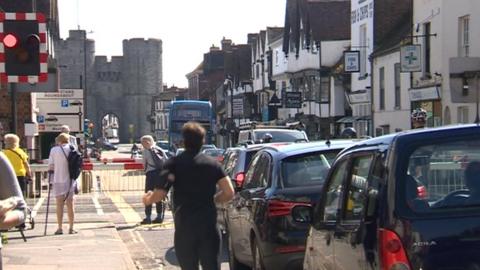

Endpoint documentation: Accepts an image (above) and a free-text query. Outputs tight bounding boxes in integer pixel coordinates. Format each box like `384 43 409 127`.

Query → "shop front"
409 85 442 128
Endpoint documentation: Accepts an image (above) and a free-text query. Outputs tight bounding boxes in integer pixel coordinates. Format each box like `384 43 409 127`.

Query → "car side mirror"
291 205 312 224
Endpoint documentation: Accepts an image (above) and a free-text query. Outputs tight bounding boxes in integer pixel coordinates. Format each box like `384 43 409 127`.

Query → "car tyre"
228 233 250 270
252 238 265 270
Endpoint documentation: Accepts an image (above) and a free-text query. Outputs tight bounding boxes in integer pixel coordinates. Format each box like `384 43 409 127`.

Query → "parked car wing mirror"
291 205 312 224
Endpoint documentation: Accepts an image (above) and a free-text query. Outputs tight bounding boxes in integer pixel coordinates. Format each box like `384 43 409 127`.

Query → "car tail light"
267 200 310 217
379 228 411 270
417 185 427 199
234 172 245 187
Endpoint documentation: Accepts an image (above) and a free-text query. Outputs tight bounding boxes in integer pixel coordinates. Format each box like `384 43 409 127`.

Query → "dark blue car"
225 140 357 270
303 124 480 270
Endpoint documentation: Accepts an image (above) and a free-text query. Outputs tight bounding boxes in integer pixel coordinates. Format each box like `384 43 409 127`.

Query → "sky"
58 0 287 88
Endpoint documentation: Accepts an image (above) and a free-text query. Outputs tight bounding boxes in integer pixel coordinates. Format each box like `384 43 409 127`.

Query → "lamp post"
82 30 93 157
224 77 234 146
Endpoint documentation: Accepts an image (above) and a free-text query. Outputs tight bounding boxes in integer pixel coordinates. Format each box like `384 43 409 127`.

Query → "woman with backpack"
48 133 77 235
140 135 166 225
2 134 32 197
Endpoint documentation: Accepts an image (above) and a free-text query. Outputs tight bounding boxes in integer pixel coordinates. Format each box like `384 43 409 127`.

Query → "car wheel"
252 238 265 270
228 233 250 270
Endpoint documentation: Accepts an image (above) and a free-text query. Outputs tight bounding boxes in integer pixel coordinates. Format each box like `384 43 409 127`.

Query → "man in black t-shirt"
143 122 234 270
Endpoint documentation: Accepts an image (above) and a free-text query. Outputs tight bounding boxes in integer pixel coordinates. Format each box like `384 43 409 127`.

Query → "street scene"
1 0 480 270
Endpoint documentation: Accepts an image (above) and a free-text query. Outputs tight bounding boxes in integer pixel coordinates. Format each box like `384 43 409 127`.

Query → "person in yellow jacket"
2 134 32 197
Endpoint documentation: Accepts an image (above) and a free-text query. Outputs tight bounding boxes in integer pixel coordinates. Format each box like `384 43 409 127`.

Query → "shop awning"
336 116 371 123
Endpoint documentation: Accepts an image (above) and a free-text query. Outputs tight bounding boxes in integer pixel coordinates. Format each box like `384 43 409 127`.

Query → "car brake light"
379 228 411 270
234 172 245 187
267 200 310 217
417 185 427 199
274 245 306 254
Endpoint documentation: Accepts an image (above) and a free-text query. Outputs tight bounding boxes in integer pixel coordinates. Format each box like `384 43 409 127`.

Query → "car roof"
257 140 358 159
246 129 304 133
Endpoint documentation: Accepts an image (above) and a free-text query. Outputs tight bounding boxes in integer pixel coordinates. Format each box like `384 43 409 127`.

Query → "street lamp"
82 30 93 157
224 77 234 146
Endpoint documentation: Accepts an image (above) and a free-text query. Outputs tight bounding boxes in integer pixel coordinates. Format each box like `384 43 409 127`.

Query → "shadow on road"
163 233 230 267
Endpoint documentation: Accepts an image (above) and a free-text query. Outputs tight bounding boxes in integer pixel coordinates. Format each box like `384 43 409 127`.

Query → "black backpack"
150 147 165 169
61 145 83 180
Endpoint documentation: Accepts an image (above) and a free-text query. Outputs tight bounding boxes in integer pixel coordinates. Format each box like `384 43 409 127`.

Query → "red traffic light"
3 33 18 48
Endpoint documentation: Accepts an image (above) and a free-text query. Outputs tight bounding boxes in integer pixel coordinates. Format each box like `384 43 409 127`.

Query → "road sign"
37 115 44 123
285 92 302 108
61 99 69 107
344 51 360 73
232 98 244 116
400 45 422 72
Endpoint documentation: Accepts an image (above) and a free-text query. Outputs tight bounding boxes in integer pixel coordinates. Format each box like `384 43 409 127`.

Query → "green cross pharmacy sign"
400 45 422 72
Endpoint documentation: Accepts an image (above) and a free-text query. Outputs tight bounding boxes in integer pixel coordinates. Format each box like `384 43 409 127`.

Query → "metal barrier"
30 162 145 194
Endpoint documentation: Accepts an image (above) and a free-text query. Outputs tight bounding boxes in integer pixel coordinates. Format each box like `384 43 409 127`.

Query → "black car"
226 140 356 270
217 145 267 233
302 124 480 270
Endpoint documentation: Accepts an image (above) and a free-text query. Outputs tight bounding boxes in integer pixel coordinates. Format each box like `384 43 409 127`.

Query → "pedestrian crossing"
26 191 175 229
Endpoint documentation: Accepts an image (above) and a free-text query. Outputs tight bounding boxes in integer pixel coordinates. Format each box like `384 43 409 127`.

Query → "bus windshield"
168 101 214 148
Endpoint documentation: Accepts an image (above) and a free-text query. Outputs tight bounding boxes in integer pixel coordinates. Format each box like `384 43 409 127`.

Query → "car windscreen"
401 137 480 214
255 130 306 143
204 149 224 157
281 150 340 187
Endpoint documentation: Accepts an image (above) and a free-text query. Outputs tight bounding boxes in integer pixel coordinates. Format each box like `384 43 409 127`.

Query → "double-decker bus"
168 100 214 148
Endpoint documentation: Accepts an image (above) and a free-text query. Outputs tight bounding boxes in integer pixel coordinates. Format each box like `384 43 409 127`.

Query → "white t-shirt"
48 144 75 197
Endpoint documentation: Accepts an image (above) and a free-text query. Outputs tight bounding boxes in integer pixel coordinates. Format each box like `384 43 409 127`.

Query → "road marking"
30 197 45 219
106 192 141 225
91 195 104 215
134 230 156 259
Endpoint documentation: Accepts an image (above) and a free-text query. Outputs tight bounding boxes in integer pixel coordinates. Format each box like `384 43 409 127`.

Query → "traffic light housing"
0 12 48 83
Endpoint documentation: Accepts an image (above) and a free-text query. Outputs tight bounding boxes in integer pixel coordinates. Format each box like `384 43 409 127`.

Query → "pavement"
1 193 138 270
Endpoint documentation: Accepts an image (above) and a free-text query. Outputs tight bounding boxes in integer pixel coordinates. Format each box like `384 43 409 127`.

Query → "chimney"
221 37 232 51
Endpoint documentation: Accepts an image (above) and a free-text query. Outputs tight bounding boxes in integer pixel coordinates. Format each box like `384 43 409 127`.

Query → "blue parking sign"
61 99 69 107
37 115 45 123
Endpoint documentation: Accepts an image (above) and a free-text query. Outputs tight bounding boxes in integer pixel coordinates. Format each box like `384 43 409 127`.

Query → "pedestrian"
140 135 165 224
2 134 32 197
0 151 27 270
48 133 77 235
60 125 78 150
143 122 234 270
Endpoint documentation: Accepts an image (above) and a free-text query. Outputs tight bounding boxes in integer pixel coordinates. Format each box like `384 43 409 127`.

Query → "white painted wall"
373 52 412 132
414 0 480 124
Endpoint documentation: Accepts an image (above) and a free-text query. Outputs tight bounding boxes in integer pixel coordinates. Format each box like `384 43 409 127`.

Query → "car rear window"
281 150 340 187
402 138 480 214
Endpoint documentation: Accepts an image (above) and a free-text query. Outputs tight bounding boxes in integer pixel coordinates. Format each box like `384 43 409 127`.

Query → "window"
256 64 260 79
243 154 261 187
459 15 470 57
379 67 385 110
404 139 480 213
275 50 279 66
248 154 270 188
359 24 367 79
343 155 373 221
320 76 330 103
321 160 348 222
281 151 339 187
458 106 469 123
394 63 401 109
423 22 431 76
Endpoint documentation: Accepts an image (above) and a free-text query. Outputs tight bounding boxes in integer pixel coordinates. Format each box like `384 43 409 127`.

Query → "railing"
29 161 146 194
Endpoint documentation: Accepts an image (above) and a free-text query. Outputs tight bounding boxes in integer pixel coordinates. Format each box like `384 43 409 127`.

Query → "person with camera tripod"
143 122 234 270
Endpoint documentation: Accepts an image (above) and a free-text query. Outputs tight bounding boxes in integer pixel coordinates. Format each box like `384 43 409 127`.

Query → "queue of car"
218 124 480 270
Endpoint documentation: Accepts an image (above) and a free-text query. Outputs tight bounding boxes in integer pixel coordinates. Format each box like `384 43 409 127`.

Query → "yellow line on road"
107 192 141 225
